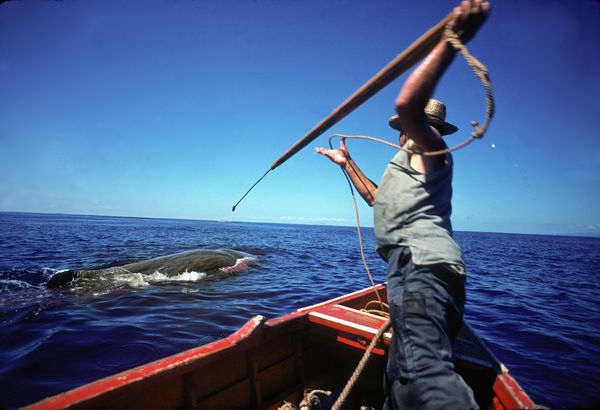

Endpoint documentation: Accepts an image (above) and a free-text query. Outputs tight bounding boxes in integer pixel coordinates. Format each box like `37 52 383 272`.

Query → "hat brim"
388 115 458 136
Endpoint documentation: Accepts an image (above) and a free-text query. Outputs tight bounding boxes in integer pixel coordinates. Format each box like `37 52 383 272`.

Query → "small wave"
0 279 38 292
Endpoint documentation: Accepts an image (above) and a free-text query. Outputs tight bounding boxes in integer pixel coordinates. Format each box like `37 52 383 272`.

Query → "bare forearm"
343 160 378 206
395 40 455 119
394 0 491 149
315 141 377 205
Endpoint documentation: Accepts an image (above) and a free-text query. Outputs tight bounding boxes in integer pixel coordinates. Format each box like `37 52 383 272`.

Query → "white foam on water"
112 272 151 288
88 272 151 296
0 279 36 291
144 270 208 283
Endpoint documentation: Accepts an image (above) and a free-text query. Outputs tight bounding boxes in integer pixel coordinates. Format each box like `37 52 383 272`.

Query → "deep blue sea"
1 212 599 409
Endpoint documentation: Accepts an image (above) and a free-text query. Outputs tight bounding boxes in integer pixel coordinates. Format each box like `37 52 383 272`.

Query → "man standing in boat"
317 1 490 408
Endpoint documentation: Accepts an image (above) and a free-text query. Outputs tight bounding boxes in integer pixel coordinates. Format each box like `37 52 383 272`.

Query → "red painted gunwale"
25 316 268 410
26 284 538 410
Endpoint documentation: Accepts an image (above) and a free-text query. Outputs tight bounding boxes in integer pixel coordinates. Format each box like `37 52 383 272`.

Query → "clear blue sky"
1 0 598 236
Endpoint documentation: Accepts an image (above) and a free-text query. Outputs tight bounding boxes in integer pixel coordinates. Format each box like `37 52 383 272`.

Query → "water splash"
144 270 208 283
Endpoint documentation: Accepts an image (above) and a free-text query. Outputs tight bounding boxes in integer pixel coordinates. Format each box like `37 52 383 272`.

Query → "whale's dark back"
46 270 78 288
46 248 249 289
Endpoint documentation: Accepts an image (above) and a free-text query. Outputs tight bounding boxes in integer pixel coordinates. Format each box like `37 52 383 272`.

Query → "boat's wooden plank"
183 372 199 410
187 349 248 400
258 355 299 402
193 324 308 408
197 377 253 409
247 348 262 409
293 336 306 389
265 309 307 328
308 304 391 344
298 284 386 312
254 333 295 371
196 355 300 409
336 335 386 356
493 372 537 409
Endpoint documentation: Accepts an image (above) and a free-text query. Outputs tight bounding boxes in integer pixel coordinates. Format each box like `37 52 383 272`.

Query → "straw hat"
388 99 458 136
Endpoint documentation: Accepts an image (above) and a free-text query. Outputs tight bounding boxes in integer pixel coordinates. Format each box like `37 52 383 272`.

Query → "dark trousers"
382 246 478 410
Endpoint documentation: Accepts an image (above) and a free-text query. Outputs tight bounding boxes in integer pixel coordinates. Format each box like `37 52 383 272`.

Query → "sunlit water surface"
1 212 599 408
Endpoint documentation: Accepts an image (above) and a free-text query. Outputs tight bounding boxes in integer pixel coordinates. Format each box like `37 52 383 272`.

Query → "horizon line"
2 210 599 239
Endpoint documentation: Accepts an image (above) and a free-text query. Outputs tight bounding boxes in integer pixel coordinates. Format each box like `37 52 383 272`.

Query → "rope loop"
443 22 495 141
330 27 495 157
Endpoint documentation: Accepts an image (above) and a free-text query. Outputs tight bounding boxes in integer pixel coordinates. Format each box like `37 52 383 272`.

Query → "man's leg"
384 246 425 409
384 246 477 410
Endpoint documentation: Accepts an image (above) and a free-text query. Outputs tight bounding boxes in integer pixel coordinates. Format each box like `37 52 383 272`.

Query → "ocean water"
0 212 599 409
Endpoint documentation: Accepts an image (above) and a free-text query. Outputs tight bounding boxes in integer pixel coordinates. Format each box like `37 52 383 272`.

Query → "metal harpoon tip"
231 168 272 213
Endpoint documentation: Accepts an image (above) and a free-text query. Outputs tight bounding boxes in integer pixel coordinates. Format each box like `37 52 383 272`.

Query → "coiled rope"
329 22 494 410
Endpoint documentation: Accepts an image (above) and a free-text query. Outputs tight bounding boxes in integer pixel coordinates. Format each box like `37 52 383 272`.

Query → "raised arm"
395 0 490 152
316 139 378 206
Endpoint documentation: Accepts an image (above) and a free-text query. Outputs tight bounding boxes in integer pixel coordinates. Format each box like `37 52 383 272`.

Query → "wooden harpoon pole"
232 11 454 212
270 11 454 170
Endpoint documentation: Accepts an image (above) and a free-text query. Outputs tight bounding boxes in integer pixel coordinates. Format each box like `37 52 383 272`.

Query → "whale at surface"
46 248 253 289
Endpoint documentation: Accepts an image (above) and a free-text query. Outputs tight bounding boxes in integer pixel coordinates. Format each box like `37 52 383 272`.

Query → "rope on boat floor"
278 389 332 410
